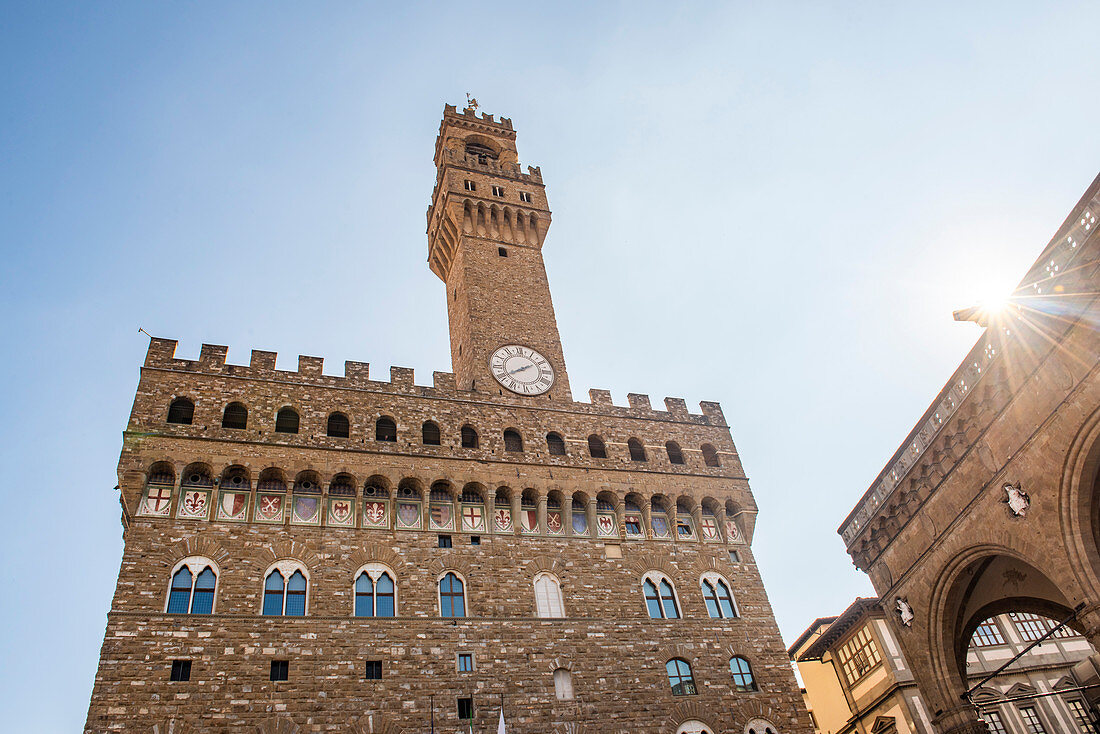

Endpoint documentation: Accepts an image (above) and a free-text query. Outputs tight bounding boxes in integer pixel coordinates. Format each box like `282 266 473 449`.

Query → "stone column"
563 495 574 537
641 502 653 539
511 492 522 536
1075 602 1100 651
537 495 548 535
691 504 704 542
587 497 598 539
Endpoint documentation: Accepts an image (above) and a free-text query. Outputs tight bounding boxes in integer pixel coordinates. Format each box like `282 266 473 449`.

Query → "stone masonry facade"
84 104 811 734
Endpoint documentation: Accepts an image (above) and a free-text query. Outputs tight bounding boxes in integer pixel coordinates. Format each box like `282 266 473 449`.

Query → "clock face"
489 345 555 395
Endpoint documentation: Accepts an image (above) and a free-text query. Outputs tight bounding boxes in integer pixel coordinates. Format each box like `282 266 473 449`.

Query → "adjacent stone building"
837 173 1100 734
84 104 811 733
790 598 1099 734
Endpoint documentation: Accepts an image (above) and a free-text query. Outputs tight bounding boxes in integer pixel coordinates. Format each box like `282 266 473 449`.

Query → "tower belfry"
426 104 571 400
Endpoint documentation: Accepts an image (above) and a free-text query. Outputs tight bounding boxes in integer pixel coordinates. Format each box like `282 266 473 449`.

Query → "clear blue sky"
2 2 1099 729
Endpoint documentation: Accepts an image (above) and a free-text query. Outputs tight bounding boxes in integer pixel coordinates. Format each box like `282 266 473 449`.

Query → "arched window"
354 568 396 617
730 656 757 692
222 402 247 429
461 425 479 448
642 575 680 619
275 407 299 434
546 432 566 456
375 417 397 442
326 412 350 438
677 722 713 734
553 668 574 700
167 398 194 425
701 575 738 619
166 559 217 614
702 443 720 467
504 429 523 453
534 573 565 618
666 441 685 465
439 573 466 618
666 658 697 696
587 435 607 459
263 566 308 616
628 438 647 462
422 421 441 446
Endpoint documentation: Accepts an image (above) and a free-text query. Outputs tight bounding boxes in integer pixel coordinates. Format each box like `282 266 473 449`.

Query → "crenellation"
389 366 415 388
627 393 652 412
199 344 228 369
249 350 277 371
344 360 369 385
588 389 613 406
296 355 323 377
664 397 689 417
432 371 455 391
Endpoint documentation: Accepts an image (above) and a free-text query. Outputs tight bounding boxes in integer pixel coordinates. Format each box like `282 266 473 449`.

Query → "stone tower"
84 104 810 734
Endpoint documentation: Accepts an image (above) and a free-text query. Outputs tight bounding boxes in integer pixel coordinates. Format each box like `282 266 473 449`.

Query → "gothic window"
666 441 685 464
465 142 497 159
167 397 194 425
628 438 647 462
275 407 299 434
702 443 720 467
701 575 738 618
375 417 397 442
519 191 533 203
464 179 476 191
222 402 247 429
836 625 881 685
642 575 680 619
546 432 566 456
461 425 479 448
166 561 218 614
729 656 757 692
327 412 350 438
971 619 1006 647
491 185 505 197
534 573 565 618
439 572 466 618
263 566 308 616
588 434 607 458
504 428 523 452
553 668 573 700
354 567 396 617
677 722 712 734
422 421 441 445
666 658 697 696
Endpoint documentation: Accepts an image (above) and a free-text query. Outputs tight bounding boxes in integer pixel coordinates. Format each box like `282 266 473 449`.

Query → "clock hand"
508 364 534 375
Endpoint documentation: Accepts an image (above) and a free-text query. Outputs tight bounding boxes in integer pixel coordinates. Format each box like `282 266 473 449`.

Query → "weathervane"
465 93 479 113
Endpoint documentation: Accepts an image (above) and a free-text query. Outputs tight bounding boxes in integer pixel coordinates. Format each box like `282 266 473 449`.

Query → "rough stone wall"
84 347 810 733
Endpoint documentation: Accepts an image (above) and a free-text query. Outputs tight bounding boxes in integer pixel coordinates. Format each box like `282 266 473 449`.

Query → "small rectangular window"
729 549 741 564
519 191 532 203
457 697 474 721
492 185 505 197
470 535 481 545
365 660 382 680
270 660 289 681
464 180 476 191
438 535 452 548
497 247 508 257
170 660 191 682
457 653 474 672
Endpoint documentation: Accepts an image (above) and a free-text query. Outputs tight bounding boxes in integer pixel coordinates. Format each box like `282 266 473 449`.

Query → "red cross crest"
144 485 172 514
701 517 718 539
463 505 483 530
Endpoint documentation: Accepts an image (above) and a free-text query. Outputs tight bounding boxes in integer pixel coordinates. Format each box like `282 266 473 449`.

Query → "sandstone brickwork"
84 104 811 734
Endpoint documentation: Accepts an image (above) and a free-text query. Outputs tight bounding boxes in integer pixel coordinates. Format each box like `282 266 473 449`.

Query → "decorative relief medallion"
1003 481 1030 517
255 493 285 523
597 514 617 538
141 485 173 517
725 519 744 544
291 495 321 525
489 345 554 395
546 510 563 534
701 517 720 541
494 507 512 532
521 509 539 533
396 501 420 529
327 497 355 527
462 504 484 532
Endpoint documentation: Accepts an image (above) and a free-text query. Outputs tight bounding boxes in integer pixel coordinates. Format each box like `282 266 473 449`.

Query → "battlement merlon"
140 337 730 426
